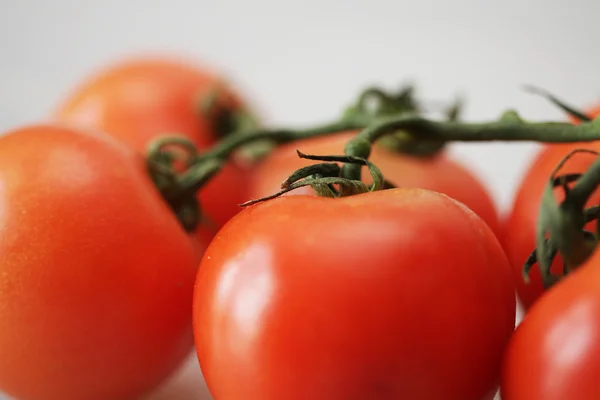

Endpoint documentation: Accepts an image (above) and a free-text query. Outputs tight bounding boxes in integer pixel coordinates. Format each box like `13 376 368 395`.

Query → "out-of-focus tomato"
54 56 254 243
0 124 199 400
500 247 600 400
194 188 515 400
247 130 500 236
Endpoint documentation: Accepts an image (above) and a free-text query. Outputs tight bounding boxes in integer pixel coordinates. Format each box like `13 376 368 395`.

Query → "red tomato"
0 124 198 400
54 56 252 243
502 142 600 310
193 188 516 400
247 131 500 236
500 248 600 400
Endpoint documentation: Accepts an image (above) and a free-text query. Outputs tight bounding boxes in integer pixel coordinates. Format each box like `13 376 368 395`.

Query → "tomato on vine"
193 147 515 399
0 124 201 400
54 56 258 243
501 146 600 398
502 100 600 309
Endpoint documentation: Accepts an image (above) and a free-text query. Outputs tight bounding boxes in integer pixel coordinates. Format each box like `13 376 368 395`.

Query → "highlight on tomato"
0 124 201 400
53 55 258 243
248 130 501 236
193 152 516 400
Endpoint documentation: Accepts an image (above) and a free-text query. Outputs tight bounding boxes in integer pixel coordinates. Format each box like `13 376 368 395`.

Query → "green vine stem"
343 84 464 157
339 111 600 181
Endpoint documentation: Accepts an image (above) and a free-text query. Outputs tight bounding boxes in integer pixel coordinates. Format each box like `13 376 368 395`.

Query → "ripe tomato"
0 124 198 400
502 142 600 310
54 56 252 242
193 188 515 400
247 131 500 236
500 248 600 400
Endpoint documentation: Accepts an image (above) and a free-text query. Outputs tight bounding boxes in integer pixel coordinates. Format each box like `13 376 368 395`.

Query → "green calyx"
240 150 391 207
523 149 600 288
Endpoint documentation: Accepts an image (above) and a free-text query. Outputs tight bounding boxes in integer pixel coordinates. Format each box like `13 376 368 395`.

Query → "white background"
1 0 598 398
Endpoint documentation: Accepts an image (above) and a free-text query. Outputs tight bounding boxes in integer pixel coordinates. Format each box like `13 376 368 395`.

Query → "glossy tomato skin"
54 57 251 242
500 250 600 400
247 131 500 236
193 188 515 400
502 142 600 310
0 125 198 400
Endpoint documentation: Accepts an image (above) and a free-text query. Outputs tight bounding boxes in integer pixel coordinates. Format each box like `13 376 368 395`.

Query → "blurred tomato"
54 56 254 243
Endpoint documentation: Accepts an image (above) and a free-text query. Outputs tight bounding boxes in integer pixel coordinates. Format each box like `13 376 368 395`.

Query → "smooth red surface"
247 131 501 236
0 125 199 400
501 250 600 400
193 188 516 400
54 56 250 242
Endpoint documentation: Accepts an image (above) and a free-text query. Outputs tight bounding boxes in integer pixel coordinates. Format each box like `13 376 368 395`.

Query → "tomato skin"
500 250 600 400
54 56 251 241
193 188 515 400
247 131 500 236
0 125 198 400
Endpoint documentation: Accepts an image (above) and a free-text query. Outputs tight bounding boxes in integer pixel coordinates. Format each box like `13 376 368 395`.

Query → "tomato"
502 142 600 310
500 248 600 400
0 124 198 400
193 188 515 400
54 56 253 242
247 131 500 236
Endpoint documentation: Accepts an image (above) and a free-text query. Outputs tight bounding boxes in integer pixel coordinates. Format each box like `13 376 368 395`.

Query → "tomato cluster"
0 54 599 400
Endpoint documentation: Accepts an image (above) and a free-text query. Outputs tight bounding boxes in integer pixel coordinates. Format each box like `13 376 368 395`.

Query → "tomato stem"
344 84 461 158
340 110 600 181
524 149 600 288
